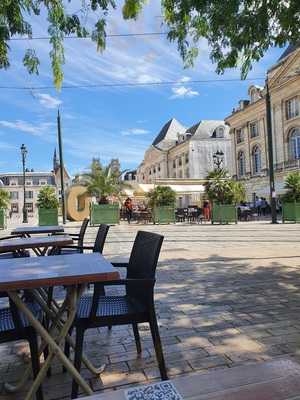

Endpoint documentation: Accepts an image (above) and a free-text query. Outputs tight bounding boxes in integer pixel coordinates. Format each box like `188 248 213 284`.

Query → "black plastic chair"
60 223 110 255
70 231 167 398
0 235 30 259
0 293 44 400
48 218 90 255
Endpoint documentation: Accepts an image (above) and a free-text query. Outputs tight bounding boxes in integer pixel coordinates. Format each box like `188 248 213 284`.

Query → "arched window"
238 151 246 177
252 145 261 175
289 128 300 160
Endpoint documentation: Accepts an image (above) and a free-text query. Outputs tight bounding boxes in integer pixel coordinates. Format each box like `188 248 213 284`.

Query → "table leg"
4 295 67 393
8 288 94 399
35 288 106 375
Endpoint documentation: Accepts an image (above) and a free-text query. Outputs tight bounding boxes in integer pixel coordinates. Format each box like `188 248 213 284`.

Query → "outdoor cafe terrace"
1 220 300 399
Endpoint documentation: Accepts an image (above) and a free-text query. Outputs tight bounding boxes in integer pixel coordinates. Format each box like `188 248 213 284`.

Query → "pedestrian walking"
203 200 211 221
124 197 133 224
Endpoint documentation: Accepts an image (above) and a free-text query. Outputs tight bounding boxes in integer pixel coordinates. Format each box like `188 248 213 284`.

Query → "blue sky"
0 0 284 176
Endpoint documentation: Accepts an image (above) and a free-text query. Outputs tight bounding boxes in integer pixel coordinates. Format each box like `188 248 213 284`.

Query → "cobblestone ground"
1 221 300 399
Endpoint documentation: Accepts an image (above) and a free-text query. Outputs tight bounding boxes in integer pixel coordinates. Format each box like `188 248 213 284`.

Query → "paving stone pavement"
1 221 300 399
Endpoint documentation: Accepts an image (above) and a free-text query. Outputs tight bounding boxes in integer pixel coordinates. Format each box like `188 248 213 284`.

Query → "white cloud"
136 74 161 84
36 93 62 109
0 120 53 136
180 76 191 83
121 128 150 136
170 86 199 99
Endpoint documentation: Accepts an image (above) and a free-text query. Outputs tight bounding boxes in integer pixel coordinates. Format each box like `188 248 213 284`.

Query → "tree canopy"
1 0 300 88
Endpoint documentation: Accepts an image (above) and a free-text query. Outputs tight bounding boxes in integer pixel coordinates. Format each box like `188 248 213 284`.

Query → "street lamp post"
20 144 28 223
213 150 224 171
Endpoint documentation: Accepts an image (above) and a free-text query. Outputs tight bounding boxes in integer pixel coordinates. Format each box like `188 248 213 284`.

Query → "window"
250 88 256 104
286 97 299 120
179 170 183 178
25 190 33 199
10 191 18 200
185 153 189 164
289 128 300 160
11 203 19 213
173 160 176 168
25 203 33 213
10 181 17 186
252 145 262 175
185 168 190 178
250 121 259 138
158 164 161 172
216 126 225 138
40 181 46 185
238 151 246 177
236 128 244 144
26 181 32 186
178 157 182 167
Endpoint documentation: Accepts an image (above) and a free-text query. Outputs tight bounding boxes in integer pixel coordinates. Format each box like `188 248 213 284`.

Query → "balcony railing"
275 159 300 171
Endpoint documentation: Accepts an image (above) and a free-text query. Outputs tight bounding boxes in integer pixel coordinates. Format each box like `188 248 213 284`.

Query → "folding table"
0 252 119 400
0 235 73 256
11 225 64 237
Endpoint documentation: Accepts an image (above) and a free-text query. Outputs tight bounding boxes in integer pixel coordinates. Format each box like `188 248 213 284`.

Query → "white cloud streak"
0 120 54 136
121 128 150 136
170 86 199 99
36 93 62 109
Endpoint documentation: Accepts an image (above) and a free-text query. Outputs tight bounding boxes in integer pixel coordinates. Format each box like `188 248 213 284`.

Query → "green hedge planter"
282 202 300 223
153 206 175 224
90 204 119 225
0 209 6 229
38 208 58 226
211 204 237 224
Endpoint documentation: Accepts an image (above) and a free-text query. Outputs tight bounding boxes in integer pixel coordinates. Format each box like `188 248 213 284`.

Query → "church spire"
53 148 59 171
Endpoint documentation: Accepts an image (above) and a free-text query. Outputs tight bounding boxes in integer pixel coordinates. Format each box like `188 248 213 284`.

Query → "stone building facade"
225 44 300 200
137 118 232 183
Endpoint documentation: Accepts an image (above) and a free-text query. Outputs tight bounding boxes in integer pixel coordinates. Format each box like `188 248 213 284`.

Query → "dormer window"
216 126 224 138
250 88 256 104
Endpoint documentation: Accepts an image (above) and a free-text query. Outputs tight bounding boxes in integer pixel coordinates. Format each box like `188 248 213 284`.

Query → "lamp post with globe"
20 144 28 223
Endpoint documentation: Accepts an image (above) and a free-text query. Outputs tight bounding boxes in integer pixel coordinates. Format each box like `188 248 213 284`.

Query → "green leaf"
91 19 106 52
23 48 40 74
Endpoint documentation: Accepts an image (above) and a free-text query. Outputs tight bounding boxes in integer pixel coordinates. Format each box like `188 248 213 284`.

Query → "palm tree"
283 171 300 202
81 160 129 204
205 169 245 205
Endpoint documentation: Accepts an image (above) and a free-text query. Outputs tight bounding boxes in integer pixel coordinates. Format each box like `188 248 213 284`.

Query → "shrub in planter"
282 172 300 223
0 188 9 229
205 169 245 224
81 160 129 224
146 186 176 224
37 186 59 226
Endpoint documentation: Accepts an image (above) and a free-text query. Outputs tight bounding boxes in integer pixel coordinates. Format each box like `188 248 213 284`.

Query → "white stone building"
137 118 232 183
0 171 57 217
225 43 300 200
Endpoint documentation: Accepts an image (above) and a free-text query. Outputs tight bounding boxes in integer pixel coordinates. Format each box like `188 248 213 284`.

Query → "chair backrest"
78 218 89 247
93 224 109 253
126 231 164 303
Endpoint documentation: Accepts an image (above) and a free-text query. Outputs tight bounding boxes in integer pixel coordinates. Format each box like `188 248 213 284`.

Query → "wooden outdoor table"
11 225 64 237
80 358 300 400
0 235 72 256
0 253 119 400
